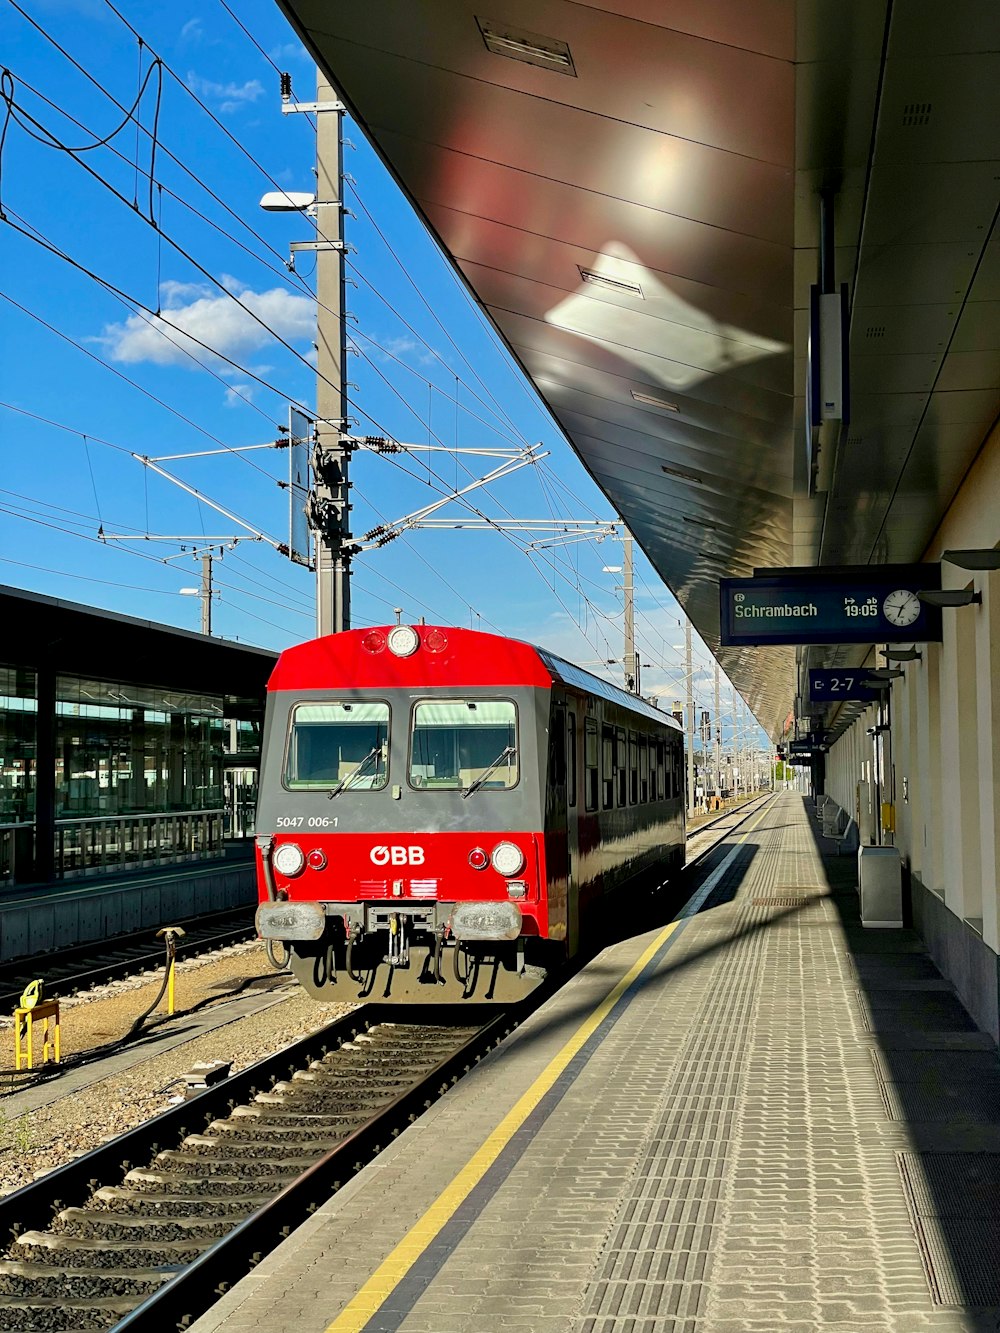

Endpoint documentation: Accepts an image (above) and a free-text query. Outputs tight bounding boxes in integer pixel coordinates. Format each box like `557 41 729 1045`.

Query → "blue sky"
0 0 767 750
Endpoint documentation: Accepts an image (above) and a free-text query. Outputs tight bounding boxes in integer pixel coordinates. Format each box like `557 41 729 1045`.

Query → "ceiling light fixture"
868 668 904 680
579 268 643 298
631 390 679 412
660 463 704 485
880 647 922 662
477 18 575 75
941 549 1000 570
918 589 982 608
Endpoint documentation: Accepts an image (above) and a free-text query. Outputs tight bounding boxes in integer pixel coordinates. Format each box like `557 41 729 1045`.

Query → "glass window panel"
410 699 516 790
286 701 389 790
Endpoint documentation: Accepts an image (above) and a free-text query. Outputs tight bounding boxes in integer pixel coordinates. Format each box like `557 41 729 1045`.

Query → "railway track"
0 1006 516 1333
0 797 773 1333
0 909 257 1013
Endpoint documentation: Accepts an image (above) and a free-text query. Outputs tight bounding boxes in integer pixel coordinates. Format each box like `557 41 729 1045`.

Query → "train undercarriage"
257 899 553 1003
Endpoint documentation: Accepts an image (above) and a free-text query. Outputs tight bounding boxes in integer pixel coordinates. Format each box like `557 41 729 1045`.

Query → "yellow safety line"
325 796 776 1332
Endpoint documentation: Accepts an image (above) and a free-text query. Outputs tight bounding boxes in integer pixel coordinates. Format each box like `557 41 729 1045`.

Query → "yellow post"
13 982 60 1071
156 926 185 1016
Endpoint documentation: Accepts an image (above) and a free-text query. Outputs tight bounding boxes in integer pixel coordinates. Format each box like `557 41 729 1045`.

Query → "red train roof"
268 626 552 691
268 626 682 730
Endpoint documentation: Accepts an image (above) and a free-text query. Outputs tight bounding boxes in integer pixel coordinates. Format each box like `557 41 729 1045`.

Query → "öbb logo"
370 845 425 867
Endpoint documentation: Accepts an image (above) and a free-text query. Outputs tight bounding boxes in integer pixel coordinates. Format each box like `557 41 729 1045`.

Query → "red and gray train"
255 624 685 1002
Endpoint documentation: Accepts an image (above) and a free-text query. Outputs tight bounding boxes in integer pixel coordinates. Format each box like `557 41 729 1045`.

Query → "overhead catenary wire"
4 9 664 667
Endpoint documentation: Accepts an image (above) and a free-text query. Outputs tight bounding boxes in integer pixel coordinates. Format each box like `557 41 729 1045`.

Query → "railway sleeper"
226 1104 353 1123
183 1131 344 1154
204 1117 343 1141
0 1258 165 1295
152 1148 322 1170
122 1167 296 1192
53 1208 238 1242
12 1231 211 1268
93 1186 273 1214
0 1294 140 1332
252 1090 393 1111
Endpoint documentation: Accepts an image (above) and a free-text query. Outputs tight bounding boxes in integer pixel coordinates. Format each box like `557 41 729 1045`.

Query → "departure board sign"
808 669 884 703
719 566 942 647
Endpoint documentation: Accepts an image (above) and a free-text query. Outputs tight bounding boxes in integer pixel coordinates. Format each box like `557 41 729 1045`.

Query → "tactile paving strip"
899 1153 1000 1305
576 805 784 1331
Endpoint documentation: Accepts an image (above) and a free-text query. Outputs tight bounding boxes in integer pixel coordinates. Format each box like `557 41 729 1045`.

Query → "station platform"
0 845 255 965
193 793 1000 1333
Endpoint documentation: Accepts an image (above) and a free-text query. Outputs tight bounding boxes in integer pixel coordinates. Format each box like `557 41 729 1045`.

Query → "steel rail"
111 1011 516 1333
0 906 257 1011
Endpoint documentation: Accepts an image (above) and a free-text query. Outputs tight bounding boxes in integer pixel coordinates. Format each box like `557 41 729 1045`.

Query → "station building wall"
825 422 1000 1043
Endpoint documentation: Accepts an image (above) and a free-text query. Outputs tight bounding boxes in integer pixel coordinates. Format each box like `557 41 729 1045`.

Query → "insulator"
280 72 292 100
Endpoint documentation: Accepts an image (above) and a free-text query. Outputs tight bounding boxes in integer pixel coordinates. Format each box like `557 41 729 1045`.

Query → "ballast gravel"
0 940 357 1197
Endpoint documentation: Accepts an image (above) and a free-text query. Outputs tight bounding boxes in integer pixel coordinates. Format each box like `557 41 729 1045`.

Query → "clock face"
883 589 921 628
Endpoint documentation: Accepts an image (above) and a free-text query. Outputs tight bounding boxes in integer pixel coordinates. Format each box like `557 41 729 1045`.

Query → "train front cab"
255 671 559 1003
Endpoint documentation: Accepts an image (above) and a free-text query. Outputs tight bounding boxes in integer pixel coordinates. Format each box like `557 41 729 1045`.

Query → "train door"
565 704 580 954
545 696 570 950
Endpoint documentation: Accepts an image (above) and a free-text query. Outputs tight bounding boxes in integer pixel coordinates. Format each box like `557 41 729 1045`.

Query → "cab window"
409 699 517 790
285 701 389 790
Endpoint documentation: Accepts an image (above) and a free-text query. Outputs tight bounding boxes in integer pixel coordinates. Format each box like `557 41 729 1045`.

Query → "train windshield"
284 702 389 791
409 700 518 791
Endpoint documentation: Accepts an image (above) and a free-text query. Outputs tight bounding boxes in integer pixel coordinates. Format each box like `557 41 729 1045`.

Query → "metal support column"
200 553 213 637
34 667 56 882
685 619 696 817
623 532 638 694
713 659 721 797
313 72 351 635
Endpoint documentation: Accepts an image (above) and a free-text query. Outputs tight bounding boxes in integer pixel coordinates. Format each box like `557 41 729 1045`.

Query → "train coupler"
383 912 411 968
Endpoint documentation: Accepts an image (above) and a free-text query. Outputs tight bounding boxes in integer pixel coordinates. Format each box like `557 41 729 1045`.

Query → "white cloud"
270 41 312 64
186 73 265 115
223 383 256 409
378 335 437 368
180 17 202 42
99 283 315 368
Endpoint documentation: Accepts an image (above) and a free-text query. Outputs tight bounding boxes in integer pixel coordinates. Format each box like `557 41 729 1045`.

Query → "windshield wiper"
328 745 382 799
462 745 516 799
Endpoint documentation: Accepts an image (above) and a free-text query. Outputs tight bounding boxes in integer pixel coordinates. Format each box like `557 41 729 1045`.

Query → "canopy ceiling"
277 0 1000 738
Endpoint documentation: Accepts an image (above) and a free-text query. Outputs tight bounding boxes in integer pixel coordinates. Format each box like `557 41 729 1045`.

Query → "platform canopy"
277 1 1000 738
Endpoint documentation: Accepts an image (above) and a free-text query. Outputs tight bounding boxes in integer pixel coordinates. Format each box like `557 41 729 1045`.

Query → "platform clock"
882 589 921 628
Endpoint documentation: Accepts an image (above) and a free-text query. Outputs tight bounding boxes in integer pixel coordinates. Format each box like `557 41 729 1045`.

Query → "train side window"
655 741 665 800
601 724 615 810
549 707 567 790
568 712 577 808
584 718 598 812
639 737 649 803
628 733 638 804
616 728 627 806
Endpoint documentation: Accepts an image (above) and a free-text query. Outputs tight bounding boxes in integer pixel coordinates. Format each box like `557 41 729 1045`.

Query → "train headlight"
468 847 489 871
307 848 327 871
273 842 305 877
491 841 525 876
387 625 419 657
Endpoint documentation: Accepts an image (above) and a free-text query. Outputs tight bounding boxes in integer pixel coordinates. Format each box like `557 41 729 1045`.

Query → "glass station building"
0 585 276 885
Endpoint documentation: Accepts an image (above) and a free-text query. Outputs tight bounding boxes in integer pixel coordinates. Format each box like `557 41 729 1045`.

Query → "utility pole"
685 618 696 817
200 552 213 636
312 71 351 636
623 531 638 694
713 660 721 798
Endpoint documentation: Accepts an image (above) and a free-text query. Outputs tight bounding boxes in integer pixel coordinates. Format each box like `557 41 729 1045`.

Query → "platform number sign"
808 670 883 703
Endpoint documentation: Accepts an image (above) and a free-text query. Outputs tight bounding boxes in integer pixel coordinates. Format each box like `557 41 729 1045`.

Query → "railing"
55 809 226 879
0 823 30 886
